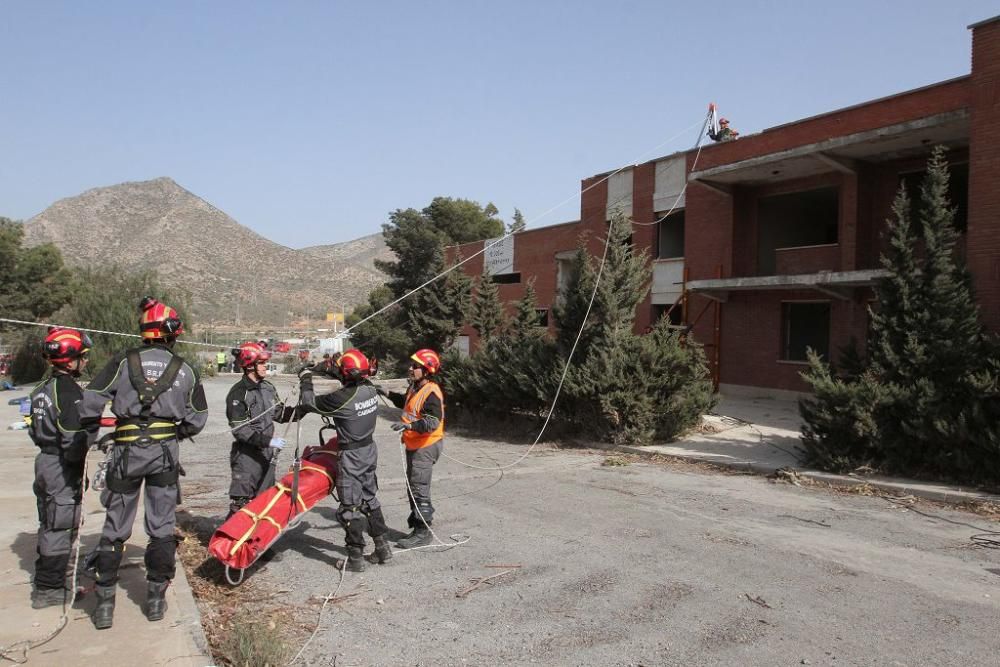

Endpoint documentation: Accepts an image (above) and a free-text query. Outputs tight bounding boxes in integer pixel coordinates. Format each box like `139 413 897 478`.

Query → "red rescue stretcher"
208 427 340 584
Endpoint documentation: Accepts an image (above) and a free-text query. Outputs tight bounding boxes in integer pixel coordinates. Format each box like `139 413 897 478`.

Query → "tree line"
0 217 194 383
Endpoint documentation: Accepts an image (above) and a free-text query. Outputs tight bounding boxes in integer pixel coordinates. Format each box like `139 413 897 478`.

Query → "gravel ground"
180 375 1000 667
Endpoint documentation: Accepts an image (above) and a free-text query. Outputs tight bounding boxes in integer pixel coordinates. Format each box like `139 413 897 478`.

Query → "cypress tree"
406 251 472 354
471 270 503 342
552 236 597 357
511 278 543 340
801 146 1000 482
558 212 714 443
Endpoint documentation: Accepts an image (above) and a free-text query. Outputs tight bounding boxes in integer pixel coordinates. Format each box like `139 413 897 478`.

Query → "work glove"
269 437 286 450
390 422 411 432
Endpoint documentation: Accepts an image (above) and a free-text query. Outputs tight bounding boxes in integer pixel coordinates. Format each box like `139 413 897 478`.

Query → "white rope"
392 433 471 553
286 559 347 665
0 447 92 664
0 112 705 355
0 316 224 349
401 211 616 474
605 109 712 229
279 208 621 664
339 116 705 339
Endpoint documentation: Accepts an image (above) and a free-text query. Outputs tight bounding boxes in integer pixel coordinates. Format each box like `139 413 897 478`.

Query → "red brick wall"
968 18 1000 333
719 291 871 392
685 149 735 346
631 163 656 333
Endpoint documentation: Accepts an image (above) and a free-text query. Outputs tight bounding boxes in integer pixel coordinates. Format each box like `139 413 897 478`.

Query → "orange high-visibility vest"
401 381 444 451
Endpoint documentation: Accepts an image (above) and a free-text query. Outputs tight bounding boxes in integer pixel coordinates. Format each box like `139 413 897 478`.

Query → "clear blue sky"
1 1 994 248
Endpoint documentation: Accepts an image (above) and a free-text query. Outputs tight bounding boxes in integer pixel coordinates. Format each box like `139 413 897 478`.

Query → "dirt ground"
179 375 1000 667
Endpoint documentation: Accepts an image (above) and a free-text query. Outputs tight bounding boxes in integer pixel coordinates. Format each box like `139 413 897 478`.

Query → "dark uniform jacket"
300 377 378 449
29 373 97 460
80 344 208 438
226 376 286 448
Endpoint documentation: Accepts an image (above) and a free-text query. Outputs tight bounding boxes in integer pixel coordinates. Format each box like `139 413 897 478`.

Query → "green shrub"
446 211 716 445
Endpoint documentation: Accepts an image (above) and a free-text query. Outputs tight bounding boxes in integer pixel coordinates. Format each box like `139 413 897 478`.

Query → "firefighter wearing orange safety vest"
384 348 444 549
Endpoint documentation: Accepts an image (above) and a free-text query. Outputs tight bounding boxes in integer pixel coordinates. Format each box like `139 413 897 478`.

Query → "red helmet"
338 348 371 382
42 327 92 366
139 297 184 340
410 348 441 375
233 342 271 370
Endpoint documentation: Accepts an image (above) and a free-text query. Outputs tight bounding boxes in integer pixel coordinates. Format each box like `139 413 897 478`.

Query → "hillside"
22 177 388 325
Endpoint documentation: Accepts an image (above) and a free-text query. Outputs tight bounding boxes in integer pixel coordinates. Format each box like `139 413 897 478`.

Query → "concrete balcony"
773 243 840 275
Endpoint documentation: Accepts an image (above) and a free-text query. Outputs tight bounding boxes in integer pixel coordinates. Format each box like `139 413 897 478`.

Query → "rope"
0 448 91 664
286 559 347 665
392 433 471 553
338 116 705 340
3 110 703 664
0 317 223 349
405 209 616 474
629 110 711 227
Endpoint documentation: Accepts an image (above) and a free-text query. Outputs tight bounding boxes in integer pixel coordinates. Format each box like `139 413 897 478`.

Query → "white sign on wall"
483 235 515 275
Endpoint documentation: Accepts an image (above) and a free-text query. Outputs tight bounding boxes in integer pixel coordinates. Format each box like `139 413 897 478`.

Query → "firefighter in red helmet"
80 297 207 629
28 327 99 609
225 342 293 528
298 348 391 571
384 348 444 549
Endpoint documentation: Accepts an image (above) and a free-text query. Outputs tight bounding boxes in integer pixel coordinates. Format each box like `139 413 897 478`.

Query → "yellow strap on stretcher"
227 472 321 557
300 463 334 487
229 490 288 557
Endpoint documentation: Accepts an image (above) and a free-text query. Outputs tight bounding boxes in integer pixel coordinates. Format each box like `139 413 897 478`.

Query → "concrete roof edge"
968 14 1000 30
584 75 970 184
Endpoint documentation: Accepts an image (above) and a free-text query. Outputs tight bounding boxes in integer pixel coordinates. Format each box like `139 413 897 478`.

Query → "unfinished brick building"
451 15 1000 395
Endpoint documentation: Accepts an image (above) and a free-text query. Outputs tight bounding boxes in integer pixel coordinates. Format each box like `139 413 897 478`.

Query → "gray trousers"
95 440 180 585
33 452 83 589
229 442 276 501
405 440 442 527
337 443 387 547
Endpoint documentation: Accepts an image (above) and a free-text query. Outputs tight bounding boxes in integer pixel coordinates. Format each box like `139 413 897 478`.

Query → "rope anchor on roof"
707 102 739 142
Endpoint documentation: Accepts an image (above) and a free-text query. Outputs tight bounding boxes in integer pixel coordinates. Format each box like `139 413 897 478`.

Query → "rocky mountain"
300 232 394 285
22 177 389 325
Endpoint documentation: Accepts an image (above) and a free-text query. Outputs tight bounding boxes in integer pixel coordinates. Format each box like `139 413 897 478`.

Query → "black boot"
146 580 169 622
368 535 393 565
93 585 116 630
337 546 366 572
396 526 432 549
31 586 66 610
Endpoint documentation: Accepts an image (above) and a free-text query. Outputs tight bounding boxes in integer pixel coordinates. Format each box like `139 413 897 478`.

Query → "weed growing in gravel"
218 611 292 667
602 456 630 467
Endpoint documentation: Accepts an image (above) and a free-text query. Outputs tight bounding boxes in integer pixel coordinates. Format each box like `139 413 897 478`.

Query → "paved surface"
177 376 1000 667
0 390 210 666
5 375 1000 666
639 394 1000 505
